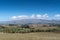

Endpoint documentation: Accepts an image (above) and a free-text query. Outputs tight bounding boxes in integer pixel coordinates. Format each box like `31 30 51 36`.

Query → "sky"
0 0 60 21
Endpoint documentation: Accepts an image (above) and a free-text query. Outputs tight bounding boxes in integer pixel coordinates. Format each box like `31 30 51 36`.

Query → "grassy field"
0 32 60 40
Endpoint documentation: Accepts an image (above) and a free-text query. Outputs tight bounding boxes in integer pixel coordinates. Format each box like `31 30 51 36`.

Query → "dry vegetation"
0 32 60 40
0 24 60 33
0 24 60 40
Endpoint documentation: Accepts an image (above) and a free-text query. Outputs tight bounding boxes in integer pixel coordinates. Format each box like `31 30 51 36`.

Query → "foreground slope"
0 32 60 40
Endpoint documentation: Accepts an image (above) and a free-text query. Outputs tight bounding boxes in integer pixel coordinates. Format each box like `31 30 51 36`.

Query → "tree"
9 24 15 26
21 24 29 28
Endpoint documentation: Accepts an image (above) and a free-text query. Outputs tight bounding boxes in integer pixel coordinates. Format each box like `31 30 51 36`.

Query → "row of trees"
0 24 60 33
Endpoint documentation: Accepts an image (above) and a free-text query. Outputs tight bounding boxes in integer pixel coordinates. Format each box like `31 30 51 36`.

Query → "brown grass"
0 32 60 40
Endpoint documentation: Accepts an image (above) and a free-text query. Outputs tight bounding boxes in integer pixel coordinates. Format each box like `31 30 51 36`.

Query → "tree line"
0 24 60 33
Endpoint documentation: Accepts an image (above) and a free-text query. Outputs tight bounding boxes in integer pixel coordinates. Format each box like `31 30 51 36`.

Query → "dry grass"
0 32 60 40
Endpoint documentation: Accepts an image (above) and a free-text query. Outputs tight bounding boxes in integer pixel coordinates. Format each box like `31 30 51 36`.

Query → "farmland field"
0 32 60 40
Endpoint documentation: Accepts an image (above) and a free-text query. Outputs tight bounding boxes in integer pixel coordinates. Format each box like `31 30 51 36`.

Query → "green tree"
21 24 29 28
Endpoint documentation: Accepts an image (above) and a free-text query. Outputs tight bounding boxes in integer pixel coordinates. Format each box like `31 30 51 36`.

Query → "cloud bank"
11 14 60 20
54 14 60 20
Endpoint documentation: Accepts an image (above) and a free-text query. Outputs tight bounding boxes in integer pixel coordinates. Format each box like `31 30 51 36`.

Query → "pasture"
0 32 60 40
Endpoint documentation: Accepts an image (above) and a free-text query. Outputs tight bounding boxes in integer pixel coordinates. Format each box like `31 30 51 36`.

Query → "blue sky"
0 0 60 21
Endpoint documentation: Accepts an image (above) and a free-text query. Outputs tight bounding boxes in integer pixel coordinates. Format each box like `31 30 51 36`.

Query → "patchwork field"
0 32 60 40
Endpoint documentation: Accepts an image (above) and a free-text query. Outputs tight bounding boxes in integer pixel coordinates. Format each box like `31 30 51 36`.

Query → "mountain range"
0 19 60 24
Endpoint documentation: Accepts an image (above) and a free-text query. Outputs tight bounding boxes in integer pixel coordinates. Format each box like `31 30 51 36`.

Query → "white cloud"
10 14 50 20
42 14 49 19
54 14 60 17
10 13 60 20
30 14 36 19
54 14 60 20
36 14 49 19
11 16 17 19
42 14 48 17
36 14 42 19
18 15 29 19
